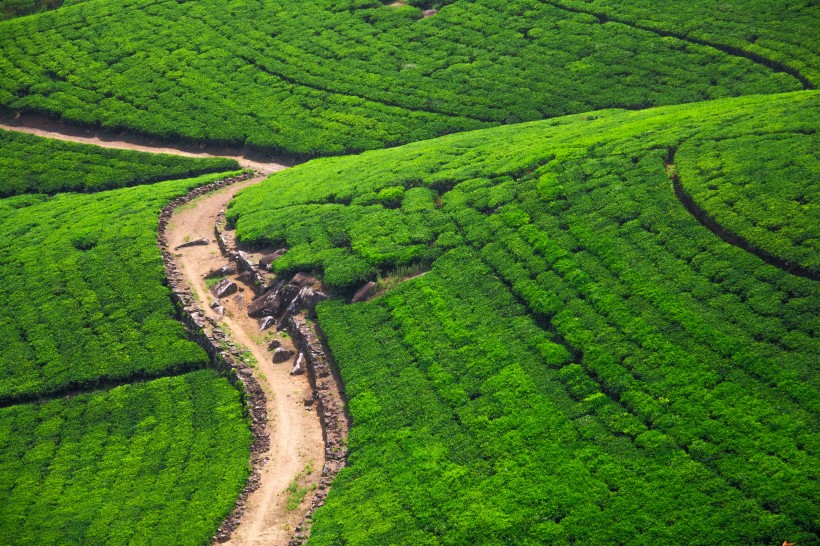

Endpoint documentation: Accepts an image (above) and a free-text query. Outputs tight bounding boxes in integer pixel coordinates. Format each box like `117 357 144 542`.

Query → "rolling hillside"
228 91 819 544
0 132 251 544
0 0 815 155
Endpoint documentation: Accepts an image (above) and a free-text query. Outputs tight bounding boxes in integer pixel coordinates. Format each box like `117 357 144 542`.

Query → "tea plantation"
1 0 818 542
0 131 251 544
0 370 250 546
228 91 819 544
0 0 815 155
0 128 238 197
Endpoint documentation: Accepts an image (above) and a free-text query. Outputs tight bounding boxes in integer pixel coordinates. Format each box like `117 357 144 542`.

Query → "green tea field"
0 130 251 544
229 91 819 544
0 0 817 544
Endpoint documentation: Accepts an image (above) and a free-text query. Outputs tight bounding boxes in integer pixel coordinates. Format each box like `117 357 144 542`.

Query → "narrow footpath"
166 177 326 545
0 116 329 545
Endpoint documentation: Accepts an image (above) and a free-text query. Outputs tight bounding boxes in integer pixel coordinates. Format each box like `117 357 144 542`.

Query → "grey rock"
236 270 257 286
267 339 282 351
205 263 236 279
213 305 225 317
259 249 287 270
290 353 306 375
247 290 281 319
272 347 294 363
211 278 238 298
258 316 275 331
351 281 377 303
210 299 222 309
237 250 256 272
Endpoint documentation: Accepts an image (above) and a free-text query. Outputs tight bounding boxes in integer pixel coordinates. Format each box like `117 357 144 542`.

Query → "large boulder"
236 270 257 286
295 286 328 316
272 347 294 363
259 249 287 270
247 290 282 318
236 250 256 272
210 278 237 298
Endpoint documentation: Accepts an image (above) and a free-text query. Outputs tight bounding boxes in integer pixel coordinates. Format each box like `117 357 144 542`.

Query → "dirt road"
166 176 326 545
1 118 325 545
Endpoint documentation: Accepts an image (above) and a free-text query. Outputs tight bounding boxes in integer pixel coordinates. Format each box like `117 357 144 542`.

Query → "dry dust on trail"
1 115 326 544
167 175 327 546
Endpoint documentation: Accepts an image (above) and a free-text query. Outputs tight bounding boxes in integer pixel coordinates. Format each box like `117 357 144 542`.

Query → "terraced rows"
0 0 813 155
0 132 251 545
228 91 819 544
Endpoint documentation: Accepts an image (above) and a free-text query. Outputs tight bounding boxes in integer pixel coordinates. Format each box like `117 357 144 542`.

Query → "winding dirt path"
0 119 325 544
166 178 326 545
0 115 289 174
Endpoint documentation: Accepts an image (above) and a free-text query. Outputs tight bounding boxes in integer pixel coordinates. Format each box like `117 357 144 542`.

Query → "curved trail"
166 179 326 545
0 116 289 175
0 119 325 544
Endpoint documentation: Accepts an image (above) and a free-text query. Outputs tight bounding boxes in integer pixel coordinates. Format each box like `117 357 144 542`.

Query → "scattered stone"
248 290 281 318
205 262 236 279
174 237 209 250
351 281 377 303
272 347 294 363
213 305 225 317
210 278 238 298
259 249 287 270
237 250 256 272
422 8 437 17
210 299 222 309
258 316 276 331
290 353 306 375
236 270 256 286
303 396 314 407
267 339 282 351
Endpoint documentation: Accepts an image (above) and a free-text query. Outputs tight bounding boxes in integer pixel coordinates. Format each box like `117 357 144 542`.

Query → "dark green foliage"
676 130 819 275
0 170 243 402
1 0 60 19
0 0 809 155
229 92 819 544
0 370 251 546
0 129 239 197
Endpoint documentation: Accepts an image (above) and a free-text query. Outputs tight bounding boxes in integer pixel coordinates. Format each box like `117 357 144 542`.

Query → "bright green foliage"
229 92 819 544
676 130 819 275
541 0 820 86
0 171 243 402
0 129 239 197
0 370 251 546
0 0 808 155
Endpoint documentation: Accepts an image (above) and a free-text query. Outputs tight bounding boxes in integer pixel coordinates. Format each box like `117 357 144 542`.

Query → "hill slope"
228 92 819 544
0 0 814 155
